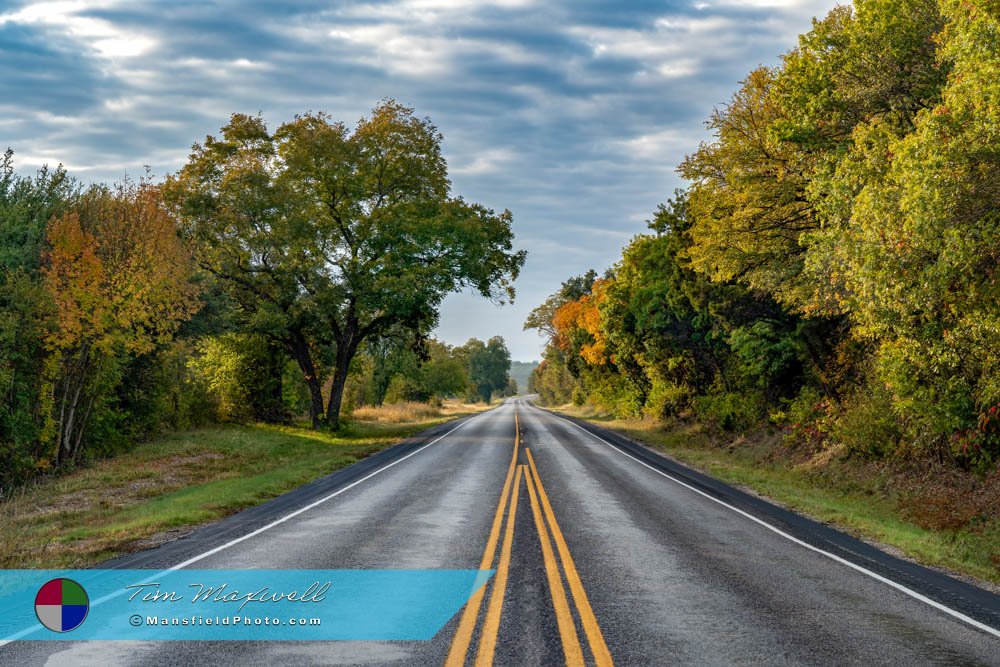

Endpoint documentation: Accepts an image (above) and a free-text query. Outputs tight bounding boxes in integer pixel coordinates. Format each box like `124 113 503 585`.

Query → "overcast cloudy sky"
1 0 839 360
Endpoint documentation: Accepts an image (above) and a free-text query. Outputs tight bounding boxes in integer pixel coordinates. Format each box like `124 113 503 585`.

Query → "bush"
587 371 643 419
951 402 1000 473
777 386 833 450
831 387 901 459
643 377 689 420
693 391 763 432
384 375 426 404
187 334 291 424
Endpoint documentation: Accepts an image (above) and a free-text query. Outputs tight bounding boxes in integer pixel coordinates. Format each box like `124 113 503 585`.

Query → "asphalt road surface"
3 397 999 665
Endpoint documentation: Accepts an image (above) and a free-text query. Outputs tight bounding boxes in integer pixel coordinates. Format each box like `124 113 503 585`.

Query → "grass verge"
554 405 1000 587
0 401 489 569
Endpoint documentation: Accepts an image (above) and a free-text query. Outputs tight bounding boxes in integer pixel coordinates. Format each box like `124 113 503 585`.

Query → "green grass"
0 409 483 569
557 407 1000 586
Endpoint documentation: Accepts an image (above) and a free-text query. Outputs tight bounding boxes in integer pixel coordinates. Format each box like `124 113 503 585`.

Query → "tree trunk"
287 331 325 428
325 335 359 429
56 346 91 466
326 367 349 430
306 379 325 429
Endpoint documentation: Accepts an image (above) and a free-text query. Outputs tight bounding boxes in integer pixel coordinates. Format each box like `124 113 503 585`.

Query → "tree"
43 181 200 464
366 334 412 407
553 279 609 368
835 0 1000 454
524 270 599 408
528 357 576 406
0 151 76 485
164 101 525 428
524 269 598 342
680 0 946 316
418 340 469 400
680 66 815 310
376 338 468 404
462 337 511 403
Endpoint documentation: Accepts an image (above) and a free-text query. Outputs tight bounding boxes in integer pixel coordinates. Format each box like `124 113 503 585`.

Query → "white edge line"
0 409 492 646
168 411 483 570
536 403 1000 640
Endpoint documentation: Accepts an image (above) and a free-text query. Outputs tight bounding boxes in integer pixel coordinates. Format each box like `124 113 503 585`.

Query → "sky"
1 0 840 361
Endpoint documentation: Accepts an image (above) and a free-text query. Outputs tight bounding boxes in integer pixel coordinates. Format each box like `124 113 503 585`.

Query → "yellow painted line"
475 465 524 667
445 409 520 667
526 448 614 667
525 463 585 666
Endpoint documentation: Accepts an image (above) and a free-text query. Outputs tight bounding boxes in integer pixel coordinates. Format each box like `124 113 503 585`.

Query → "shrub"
779 386 833 450
951 402 1000 473
831 387 901 458
643 377 690 420
693 391 763 432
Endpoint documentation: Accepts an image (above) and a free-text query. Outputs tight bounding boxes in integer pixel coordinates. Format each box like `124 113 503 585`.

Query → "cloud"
0 1 157 58
1 0 841 359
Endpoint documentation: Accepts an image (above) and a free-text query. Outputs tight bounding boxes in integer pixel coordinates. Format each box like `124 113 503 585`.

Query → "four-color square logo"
35 578 89 632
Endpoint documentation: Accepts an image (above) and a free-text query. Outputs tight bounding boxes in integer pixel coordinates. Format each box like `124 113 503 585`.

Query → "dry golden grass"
350 401 442 423
350 399 490 424
440 399 493 416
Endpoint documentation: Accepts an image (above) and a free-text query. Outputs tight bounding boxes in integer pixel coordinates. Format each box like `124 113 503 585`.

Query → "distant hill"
509 361 539 395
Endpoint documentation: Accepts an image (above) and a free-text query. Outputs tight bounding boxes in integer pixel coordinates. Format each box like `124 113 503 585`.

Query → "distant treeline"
0 101 524 490
528 0 999 471
508 361 538 395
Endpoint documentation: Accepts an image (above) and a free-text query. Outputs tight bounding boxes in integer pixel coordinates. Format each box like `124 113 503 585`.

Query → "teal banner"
0 569 493 641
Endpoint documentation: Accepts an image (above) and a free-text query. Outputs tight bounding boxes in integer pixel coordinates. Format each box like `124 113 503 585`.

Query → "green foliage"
188 334 293 423
831 385 903 459
528 355 578 406
727 322 802 392
378 338 470 403
642 372 689 421
680 66 816 310
461 336 512 403
0 149 77 272
531 1 998 473
164 101 525 428
586 369 645 419
693 392 764 433
0 153 76 488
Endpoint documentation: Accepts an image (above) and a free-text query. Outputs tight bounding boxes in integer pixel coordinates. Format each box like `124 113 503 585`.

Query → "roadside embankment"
552 404 1000 588
0 401 488 568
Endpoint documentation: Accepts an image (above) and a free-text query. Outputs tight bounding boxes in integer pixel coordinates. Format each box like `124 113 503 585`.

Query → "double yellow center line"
444 412 520 667
445 407 613 667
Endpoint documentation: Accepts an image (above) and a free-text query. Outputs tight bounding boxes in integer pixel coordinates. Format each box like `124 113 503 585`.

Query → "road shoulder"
535 403 1000 636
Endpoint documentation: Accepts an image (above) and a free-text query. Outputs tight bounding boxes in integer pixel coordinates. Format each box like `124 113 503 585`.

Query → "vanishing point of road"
3 397 999 665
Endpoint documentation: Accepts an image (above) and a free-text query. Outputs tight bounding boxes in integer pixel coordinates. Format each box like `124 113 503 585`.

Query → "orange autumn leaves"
41 181 201 462
43 182 200 358
552 278 609 366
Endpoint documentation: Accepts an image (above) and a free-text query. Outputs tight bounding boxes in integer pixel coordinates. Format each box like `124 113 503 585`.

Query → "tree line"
0 101 524 490
528 0 999 471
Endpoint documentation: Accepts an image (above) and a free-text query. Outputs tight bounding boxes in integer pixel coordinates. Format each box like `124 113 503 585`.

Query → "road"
3 397 999 665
